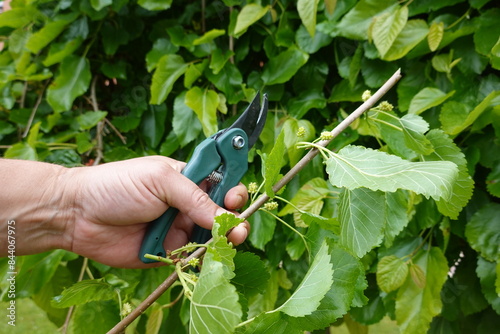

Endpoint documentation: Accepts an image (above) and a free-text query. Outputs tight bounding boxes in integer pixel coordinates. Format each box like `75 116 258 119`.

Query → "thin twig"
104 118 127 144
22 80 49 138
107 69 402 334
61 257 89 333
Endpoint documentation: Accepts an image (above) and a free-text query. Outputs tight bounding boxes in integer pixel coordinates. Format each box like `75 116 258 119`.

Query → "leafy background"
0 0 499 333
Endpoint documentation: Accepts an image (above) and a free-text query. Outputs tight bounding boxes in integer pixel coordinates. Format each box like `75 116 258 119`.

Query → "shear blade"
227 92 268 149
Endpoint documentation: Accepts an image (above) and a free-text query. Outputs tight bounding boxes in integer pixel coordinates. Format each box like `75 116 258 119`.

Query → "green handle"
139 139 221 263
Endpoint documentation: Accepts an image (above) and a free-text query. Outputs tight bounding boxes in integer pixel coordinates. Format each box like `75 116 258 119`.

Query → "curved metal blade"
225 92 268 149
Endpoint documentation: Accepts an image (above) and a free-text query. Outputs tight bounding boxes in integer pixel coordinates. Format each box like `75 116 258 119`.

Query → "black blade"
226 92 268 149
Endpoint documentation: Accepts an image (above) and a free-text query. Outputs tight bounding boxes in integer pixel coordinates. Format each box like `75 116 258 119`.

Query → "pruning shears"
139 92 268 263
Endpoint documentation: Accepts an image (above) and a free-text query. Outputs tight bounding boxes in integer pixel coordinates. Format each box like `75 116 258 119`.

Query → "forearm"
0 159 75 256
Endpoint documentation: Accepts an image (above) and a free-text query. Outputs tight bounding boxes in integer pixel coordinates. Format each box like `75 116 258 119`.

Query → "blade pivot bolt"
232 136 245 150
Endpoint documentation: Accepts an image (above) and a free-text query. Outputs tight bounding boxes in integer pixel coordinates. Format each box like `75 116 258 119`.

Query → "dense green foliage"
1 0 499 333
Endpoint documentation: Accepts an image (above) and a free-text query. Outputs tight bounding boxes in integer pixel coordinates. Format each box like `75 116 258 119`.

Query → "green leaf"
4 142 37 160
261 45 309 85
184 60 207 88
141 104 167 148
282 118 315 166
209 49 234 75
372 6 408 58
465 203 500 262
26 19 74 54
237 312 301 334
428 21 444 51
146 305 164 334
439 101 469 135
47 56 91 113
279 177 331 228
442 90 500 136
185 86 219 137
273 241 333 317
138 0 173 11
193 29 225 45
264 129 286 197
69 301 120 334
43 39 83 67
425 130 474 219
234 4 269 36
77 111 107 130
232 252 270 298
408 87 455 115
213 213 245 237
326 145 459 201
0 7 42 28
12 250 66 299
297 0 319 37
173 91 202 147
295 25 332 54
90 0 112 11
383 20 429 61
248 210 276 251
101 21 129 56
486 163 500 198
288 246 366 331
377 256 409 293
476 256 500 314
409 263 426 289
146 38 179 72
339 188 385 257
150 54 188 105
51 278 116 308
400 113 434 155
395 248 449 334
336 0 396 40
190 259 242 333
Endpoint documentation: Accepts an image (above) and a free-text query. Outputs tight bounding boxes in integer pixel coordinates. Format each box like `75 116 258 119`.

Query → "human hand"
62 156 249 268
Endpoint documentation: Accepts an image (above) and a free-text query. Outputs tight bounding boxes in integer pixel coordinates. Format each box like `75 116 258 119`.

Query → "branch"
107 69 402 334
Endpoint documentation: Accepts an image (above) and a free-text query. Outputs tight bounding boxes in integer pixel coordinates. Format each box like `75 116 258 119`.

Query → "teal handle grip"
139 139 221 263
190 128 249 244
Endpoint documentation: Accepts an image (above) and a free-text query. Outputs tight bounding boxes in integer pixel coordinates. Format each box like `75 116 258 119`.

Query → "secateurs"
139 92 268 263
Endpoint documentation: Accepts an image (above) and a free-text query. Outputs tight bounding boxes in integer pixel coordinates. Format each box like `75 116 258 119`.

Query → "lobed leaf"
326 145 459 201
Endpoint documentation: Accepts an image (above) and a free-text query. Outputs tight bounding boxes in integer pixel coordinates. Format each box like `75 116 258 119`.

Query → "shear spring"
206 171 223 184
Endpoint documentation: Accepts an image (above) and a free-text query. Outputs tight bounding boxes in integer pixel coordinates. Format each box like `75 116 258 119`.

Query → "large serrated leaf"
476 256 500 314
297 0 319 37
273 241 333 317
232 252 270 298
47 55 91 112
372 6 408 58
51 278 116 308
339 188 385 257
190 260 242 334
425 130 474 219
150 54 188 105
185 86 219 137
326 145 458 201
396 248 448 334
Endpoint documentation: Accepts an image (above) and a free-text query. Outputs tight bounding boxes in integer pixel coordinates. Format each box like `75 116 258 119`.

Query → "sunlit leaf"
383 20 429 61
372 6 408 58
261 45 309 85
297 0 319 37
273 241 333 317
264 129 286 198
428 22 444 51
326 145 459 201
193 29 225 45
234 4 270 36
150 54 188 105
51 278 116 308
408 87 455 115
185 86 219 137
377 256 409 293
138 0 172 11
